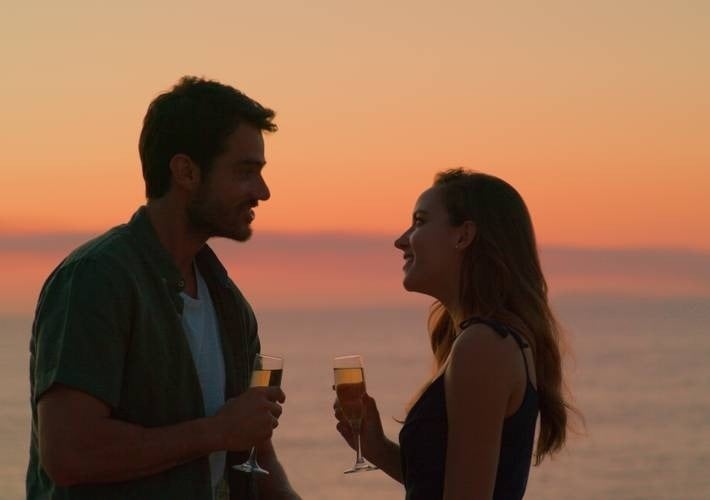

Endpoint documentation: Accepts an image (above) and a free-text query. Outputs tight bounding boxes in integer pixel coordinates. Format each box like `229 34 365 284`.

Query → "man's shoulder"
63 223 138 269
33 223 144 332
46 222 144 290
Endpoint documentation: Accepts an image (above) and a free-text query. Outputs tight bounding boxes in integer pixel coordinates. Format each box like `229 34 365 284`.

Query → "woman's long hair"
421 168 575 465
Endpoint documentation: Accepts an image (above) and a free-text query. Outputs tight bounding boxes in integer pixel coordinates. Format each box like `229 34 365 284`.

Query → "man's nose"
256 176 271 201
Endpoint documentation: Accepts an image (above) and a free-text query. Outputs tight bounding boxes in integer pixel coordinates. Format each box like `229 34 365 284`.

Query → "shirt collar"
127 206 231 292
127 206 185 292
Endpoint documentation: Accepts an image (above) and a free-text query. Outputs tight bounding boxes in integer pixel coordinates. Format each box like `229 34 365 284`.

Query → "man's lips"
241 203 257 223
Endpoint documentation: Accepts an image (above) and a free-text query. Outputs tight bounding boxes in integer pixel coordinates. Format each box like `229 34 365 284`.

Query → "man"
27 76 301 499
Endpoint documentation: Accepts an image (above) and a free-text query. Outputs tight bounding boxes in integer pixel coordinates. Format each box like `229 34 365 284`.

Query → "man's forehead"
223 126 265 159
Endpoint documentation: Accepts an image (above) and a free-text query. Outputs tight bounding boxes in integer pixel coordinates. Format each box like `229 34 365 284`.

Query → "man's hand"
215 386 285 451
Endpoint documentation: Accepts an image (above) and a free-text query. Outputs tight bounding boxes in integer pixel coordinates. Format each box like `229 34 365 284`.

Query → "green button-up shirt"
27 207 260 499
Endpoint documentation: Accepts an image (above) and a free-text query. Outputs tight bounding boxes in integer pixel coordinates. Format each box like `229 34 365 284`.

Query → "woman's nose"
394 230 410 250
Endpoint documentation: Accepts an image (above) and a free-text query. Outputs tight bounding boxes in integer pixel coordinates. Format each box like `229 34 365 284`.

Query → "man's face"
187 124 270 241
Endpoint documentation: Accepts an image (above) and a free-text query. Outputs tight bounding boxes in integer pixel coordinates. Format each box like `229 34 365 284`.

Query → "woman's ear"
455 221 476 250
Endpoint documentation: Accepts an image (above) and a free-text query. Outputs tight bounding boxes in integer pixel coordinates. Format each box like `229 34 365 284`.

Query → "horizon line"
2 291 709 319
1 229 709 255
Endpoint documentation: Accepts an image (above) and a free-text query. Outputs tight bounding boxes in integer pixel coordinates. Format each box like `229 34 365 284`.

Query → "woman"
334 169 574 499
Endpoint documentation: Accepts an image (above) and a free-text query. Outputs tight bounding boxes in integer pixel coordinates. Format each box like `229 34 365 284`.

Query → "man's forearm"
38 385 228 486
40 384 283 487
255 440 301 500
41 412 224 486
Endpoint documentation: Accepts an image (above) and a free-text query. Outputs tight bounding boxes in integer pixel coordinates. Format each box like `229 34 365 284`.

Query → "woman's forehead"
414 187 444 211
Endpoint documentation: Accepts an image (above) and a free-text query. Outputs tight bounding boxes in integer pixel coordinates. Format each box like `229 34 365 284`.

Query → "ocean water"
1 295 709 499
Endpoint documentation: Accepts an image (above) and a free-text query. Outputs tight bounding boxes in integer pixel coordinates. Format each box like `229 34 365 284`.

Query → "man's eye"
235 166 258 178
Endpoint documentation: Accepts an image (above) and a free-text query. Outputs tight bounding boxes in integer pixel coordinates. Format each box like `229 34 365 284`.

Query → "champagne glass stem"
355 433 365 466
247 446 258 466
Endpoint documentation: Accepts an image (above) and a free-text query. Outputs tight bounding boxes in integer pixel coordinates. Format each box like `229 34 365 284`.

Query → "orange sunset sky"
1 1 709 313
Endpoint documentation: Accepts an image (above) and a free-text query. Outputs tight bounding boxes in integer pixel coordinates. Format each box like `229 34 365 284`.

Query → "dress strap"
459 316 533 383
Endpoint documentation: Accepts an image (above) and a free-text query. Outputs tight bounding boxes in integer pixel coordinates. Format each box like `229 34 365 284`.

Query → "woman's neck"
440 300 474 334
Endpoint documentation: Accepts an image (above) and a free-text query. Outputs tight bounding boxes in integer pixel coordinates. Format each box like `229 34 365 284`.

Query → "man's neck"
145 199 207 283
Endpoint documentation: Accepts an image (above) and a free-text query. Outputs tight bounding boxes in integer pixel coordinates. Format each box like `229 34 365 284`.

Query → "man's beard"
186 189 253 242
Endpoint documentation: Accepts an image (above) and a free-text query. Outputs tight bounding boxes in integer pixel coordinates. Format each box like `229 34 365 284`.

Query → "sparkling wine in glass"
233 354 283 475
334 355 377 473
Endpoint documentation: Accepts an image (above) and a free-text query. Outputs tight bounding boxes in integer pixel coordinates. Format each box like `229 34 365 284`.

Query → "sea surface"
1 294 709 499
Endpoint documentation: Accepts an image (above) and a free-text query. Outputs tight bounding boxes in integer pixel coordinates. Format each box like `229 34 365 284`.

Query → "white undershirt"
180 264 226 498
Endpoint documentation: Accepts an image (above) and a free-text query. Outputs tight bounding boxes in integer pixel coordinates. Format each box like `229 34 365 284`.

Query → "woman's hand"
333 393 387 464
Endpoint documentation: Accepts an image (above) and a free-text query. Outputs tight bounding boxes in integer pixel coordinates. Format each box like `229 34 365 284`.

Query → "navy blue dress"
399 318 538 499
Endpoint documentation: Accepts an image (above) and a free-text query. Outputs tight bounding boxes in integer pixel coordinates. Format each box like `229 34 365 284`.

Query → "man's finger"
265 386 286 403
266 401 283 418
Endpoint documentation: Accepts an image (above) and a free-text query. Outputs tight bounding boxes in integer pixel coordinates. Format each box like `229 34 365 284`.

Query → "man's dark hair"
139 76 277 199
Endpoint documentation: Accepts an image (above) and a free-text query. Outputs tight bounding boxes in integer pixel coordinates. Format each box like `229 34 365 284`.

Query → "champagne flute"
233 354 283 475
333 355 377 473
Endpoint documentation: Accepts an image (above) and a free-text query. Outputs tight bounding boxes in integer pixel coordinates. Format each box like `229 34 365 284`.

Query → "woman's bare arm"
443 325 518 500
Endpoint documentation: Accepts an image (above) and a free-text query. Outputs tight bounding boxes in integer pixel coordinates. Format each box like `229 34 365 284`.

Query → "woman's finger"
336 422 353 438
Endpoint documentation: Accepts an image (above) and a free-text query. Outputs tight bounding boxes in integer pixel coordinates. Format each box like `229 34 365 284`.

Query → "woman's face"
394 187 464 302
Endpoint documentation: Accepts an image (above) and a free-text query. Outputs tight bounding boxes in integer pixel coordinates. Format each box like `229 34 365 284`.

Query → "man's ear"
168 154 201 191
455 220 476 250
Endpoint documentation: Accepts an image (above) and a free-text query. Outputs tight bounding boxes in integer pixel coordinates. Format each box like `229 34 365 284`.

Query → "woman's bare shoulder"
447 323 519 380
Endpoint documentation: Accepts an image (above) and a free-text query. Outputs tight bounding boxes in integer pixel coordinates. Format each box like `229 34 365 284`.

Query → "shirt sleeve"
245 302 261 365
32 256 131 408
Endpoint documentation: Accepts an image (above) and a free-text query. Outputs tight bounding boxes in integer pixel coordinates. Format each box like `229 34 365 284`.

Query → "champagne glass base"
343 463 378 474
233 463 270 475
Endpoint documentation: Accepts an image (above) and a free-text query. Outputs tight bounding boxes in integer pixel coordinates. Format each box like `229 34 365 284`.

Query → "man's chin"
212 226 252 243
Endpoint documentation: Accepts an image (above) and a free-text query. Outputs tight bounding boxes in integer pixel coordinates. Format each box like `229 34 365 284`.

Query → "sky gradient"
1 1 709 312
